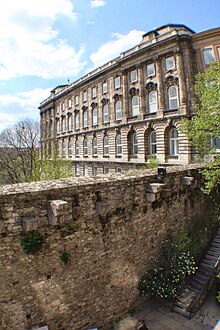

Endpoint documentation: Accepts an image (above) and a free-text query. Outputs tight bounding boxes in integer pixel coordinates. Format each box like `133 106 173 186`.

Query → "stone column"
137 64 145 116
175 51 187 112
184 46 197 115
155 57 164 117
121 69 129 121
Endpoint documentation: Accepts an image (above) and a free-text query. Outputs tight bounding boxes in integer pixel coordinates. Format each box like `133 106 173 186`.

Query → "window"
103 104 109 123
102 82 107 94
83 111 88 128
62 102 65 111
115 101 122 120
75 95 79 106
218 47 220 60
93 166 98 176
169 128 179 155
128 131 138 156
103 136 109 156
83 91 87 102
130 69 137 83
114 76 121 89
68 98 72 108
148 91 157 113
203 48 215 65
149 130 157 155
115 134 122 156
146 63 155 77
131 95 139 116
83 137 88 156
68 114 73 131
68 139 72 157
103 166 109 174
75 139 79 156
75 164 80 175
56 105 60 114
92 87 97 98
166 56 175 71
92 137 97 156
115 167 122 173
92 108 98 126
61 116 66 132
83 164 88 176
75 113 80 130
168 85 178 110
56 119 60 134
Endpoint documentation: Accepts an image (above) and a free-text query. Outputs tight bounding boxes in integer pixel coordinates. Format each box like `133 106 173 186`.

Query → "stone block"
146 192 160 202
48 200 69 226
22 217 38 232
146 183 165 194
0 220 6 234
180 176 194 186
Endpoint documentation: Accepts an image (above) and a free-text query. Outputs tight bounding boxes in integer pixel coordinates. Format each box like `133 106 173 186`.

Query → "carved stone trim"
128 87 139 96
112 93 122 101
82 105 88 111
100 98 109 105
146 82 157 92
165 75 178 87
90 102 98 109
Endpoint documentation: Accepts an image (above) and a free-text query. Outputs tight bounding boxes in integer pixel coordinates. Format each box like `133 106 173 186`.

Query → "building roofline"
142 23 195 38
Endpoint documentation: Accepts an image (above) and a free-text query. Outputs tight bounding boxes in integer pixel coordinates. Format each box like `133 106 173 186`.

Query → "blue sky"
0 0 219 132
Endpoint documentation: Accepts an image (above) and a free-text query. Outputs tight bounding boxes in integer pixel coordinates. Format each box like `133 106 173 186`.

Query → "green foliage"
148 156 159 169
216 286 220 304
21 231 44 254
60 250 71 265
138 235 196 299
181 62 220 193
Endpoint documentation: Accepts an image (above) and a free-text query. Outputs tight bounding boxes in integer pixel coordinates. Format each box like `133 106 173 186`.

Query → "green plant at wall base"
216 288 220 304
60 250 71 265
138 236 197 299
148 156 159 169
21 232 44 254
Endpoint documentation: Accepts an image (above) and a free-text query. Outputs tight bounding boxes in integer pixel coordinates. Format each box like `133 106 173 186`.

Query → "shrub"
60 250 71 265
21 231 44 254
148 156 159 169
138 236 196 299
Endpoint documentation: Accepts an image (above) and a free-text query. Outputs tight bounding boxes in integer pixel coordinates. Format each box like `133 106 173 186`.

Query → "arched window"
148 91 157 113
68 114 73 131
92 137 97 156
149 130 157 155
169 128 179 155
75 138 79 156
128 131 138 156
92 108 98 126
103 104 109 123
115 134 122 156
68 138 73 157
103 135 109 155
115 101 122 120
168 85 178 110
56 119 60 134
75 113 80 130
83 137 88 156
131 95 139 116
83 111 88 128
61 116 66 132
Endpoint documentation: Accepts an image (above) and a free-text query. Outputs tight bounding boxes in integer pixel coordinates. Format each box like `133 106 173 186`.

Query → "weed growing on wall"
21 231 44 254
60 250 71 265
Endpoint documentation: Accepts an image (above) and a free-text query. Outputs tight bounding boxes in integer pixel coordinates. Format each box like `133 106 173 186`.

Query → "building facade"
39 24 220 176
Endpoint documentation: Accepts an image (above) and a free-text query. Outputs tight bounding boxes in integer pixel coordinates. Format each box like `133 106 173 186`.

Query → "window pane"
83 111 88 127
168 86 178 110
166 56 175 70
115 76 120 89
132 96 139 116
93 137 97 155
115 101 122 120
169 128 179 155
149 91 157 113
103 136 109 155
75 96 79 105
116 134 122 155
203 48 215 65
147 63 155 77
150 131 157 154
103 105 109 123
92 87 96 98
103 82 107 93
130 70 137 82
93 108 98 126
83 91 87 102
68 99 72 108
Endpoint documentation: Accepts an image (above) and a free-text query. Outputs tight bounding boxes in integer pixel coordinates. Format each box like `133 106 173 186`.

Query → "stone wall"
0 165 211 330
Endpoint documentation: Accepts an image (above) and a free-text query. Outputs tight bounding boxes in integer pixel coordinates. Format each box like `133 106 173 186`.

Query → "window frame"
115 133 122 156
92 87 97 98
103 166 109 174
131 132 138 156
103 104 109 123
146 63 155 77
83 137 88 156
131 95 139 116
75 164 80 175
92 136 98 156
130 69 137 83
203 48 215 66
166 56 175 71
75 95 79 106
103 135 109 156
168 85 179 110
114 76 121 89
102 82 108 94
83 110 88 128
115 100 122 120
148 91 157 113
83 164 88 176
83 91 87 102
75 112 80 130
169 128 179 155
149 130 157 155
92 107 98 126
75 138 79 156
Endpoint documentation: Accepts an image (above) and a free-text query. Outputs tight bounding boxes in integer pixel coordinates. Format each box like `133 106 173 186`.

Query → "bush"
138 236 197 299
21 232 44 254
60 250 71 265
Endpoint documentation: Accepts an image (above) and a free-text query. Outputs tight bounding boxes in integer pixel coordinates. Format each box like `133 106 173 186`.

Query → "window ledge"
167 155 178 159
103 155 109 158
92 155 98 158
115 155 122 158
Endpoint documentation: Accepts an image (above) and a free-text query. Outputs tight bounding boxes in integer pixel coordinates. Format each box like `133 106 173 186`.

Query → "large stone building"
39 24 220 176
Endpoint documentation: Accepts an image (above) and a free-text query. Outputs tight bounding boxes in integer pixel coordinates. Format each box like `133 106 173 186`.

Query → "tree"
182 61 220 193
0 118 40 184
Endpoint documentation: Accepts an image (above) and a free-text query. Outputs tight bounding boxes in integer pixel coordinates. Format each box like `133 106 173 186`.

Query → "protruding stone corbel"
180 176 194 186
48 200 69 226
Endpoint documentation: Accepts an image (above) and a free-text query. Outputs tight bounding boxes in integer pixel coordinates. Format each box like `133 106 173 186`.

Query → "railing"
188 256 220 319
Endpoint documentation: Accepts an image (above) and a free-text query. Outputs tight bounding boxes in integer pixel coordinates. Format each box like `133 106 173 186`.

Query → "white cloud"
90 30 144 68
0 88 51 131
90 0 106 8
0 0 86 81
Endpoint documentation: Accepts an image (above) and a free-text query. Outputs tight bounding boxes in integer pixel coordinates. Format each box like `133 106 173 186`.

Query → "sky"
0 0 219 132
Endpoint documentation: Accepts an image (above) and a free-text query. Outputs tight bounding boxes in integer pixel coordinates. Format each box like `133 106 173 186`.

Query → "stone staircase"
172 227 220 319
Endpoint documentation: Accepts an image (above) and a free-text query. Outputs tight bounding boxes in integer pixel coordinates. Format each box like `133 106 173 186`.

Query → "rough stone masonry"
0 165 211 330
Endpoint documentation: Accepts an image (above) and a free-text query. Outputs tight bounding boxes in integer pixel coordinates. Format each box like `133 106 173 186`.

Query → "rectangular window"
75 164 80 176
146 63 155 77
93 166 98 176
83 91 87 102
83 164 88 176
68 115 73 131
203 48 215 65
130 69 137 83
115 167 122 173
166 56 175 71
92 87 97 98
62 102 65 111
68 98 72 108
56 105 60 114
114 76 121 89
103 166 109 174
75 113 80 130
75 95 79 106
102 82 108 94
